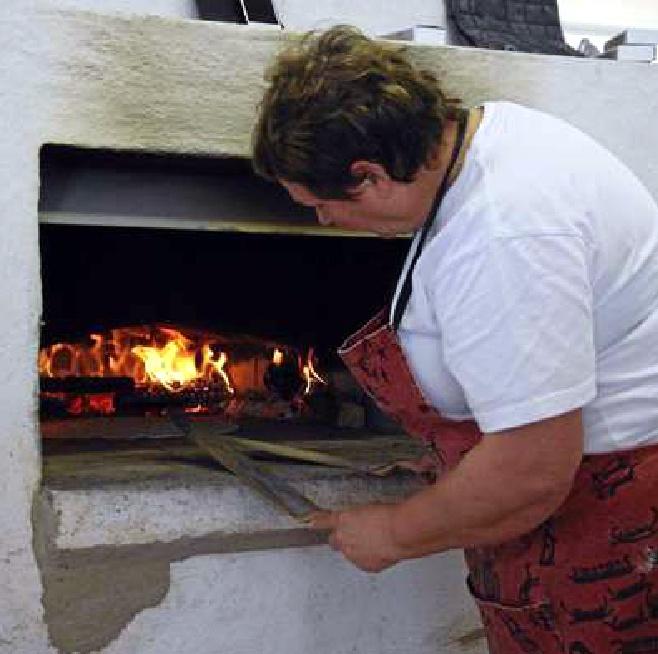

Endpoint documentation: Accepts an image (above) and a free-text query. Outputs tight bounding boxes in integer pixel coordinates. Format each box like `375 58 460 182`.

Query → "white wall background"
559 0 658 50
36 0 446 34
559 0 658 28
102 549 484 654
38 0 199 18
272 0 446 35
35 0 658 40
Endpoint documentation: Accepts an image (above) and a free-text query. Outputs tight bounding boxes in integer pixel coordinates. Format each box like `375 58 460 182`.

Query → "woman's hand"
311 410 583 566
371 452 438 482
309 504 404 573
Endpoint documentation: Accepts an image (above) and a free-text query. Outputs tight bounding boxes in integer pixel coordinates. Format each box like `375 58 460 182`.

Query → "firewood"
40 376 135 394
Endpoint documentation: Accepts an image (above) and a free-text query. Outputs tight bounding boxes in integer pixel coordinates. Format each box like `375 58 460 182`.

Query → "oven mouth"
38 146 408 443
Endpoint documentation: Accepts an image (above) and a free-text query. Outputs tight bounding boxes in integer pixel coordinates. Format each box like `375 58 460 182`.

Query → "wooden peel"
229 436 430 477
229 436 377 474
170 414 321 523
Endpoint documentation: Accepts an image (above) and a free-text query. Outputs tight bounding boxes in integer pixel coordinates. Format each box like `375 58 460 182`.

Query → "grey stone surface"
45 467 421 549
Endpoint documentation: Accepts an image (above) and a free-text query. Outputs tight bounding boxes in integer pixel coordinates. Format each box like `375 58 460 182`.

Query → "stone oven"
2 6 658 654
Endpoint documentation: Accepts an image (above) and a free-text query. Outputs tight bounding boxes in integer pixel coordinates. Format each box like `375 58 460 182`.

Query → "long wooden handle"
172 416 320 523
229 436 373 473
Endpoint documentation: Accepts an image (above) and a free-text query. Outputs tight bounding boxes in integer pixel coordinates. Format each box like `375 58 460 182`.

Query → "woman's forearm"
309 412 583 573
390 475 565 560
389 417 582 559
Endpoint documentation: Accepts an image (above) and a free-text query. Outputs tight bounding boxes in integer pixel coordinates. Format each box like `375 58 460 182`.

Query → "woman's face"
280 178 418 237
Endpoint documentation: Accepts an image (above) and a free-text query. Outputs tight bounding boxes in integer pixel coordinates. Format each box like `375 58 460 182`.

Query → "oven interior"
38 147 412 473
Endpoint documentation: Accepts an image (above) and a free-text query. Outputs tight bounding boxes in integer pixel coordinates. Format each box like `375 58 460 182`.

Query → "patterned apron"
337 114 658 652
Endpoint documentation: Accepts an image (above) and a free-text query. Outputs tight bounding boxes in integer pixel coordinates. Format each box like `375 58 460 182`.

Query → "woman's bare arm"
311 410 583 572
390 409 583 558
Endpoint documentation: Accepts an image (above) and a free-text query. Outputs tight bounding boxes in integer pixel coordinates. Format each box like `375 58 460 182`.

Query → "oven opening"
38 146 410 470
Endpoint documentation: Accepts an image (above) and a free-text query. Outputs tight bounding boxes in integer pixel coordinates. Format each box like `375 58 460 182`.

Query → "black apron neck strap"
392 110 469 331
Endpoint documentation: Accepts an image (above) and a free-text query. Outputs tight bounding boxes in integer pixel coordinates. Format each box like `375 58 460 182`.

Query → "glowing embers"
39 325 325 418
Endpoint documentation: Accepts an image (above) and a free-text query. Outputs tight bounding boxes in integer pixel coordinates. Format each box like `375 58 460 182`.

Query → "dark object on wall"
447 0 581 56
196 0 279 25
243 0 279 24
196 0 246 23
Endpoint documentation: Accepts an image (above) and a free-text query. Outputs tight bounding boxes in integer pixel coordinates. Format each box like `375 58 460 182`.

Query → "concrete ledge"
42 466 421 550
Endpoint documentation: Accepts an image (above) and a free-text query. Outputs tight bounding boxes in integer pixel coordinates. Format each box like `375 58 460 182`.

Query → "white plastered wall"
0 3 54 652
2 4 658 653
35 0 447 34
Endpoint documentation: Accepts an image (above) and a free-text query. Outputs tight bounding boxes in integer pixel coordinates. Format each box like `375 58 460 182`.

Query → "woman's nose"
316 207 332 226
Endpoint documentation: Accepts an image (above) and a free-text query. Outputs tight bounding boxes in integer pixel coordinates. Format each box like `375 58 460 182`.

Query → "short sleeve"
432 234 596 432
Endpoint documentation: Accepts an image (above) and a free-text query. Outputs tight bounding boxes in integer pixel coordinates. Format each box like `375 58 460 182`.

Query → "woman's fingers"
308 510 339 531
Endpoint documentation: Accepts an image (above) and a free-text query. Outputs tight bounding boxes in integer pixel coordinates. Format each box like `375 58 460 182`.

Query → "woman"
252 25 658 652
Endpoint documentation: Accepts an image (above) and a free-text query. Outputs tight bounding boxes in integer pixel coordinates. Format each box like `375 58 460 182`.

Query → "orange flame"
132 338 195 392
302 348 327 395
39 327 327 411
39 326 235 395
201 346 234 395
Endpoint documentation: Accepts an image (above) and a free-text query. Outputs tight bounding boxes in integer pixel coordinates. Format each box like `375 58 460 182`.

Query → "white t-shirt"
392 102 658 454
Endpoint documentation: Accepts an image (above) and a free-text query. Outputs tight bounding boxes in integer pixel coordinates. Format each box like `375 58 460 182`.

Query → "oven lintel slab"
31 8 658 199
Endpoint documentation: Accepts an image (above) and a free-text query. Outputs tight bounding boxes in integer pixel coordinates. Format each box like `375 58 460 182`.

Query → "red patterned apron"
337 114 658 652
340 315 658 652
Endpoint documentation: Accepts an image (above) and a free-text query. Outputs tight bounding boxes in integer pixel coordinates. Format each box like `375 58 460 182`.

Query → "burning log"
40 376 135 394
115 386 230 414
263 348 304 400
38 326 335 421
39 376 232 418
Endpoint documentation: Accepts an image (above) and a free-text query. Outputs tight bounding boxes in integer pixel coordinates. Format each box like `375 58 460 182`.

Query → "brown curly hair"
252 25 460 199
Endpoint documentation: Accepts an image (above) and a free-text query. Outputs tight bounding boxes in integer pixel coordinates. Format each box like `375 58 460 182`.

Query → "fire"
39 326 326 417
39 326 235 395
202 346 234 395
302 348 327 395
132 335 197 391
130 329 234 393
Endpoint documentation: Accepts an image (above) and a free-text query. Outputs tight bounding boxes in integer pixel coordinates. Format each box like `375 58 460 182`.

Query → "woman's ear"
349 161 393 196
